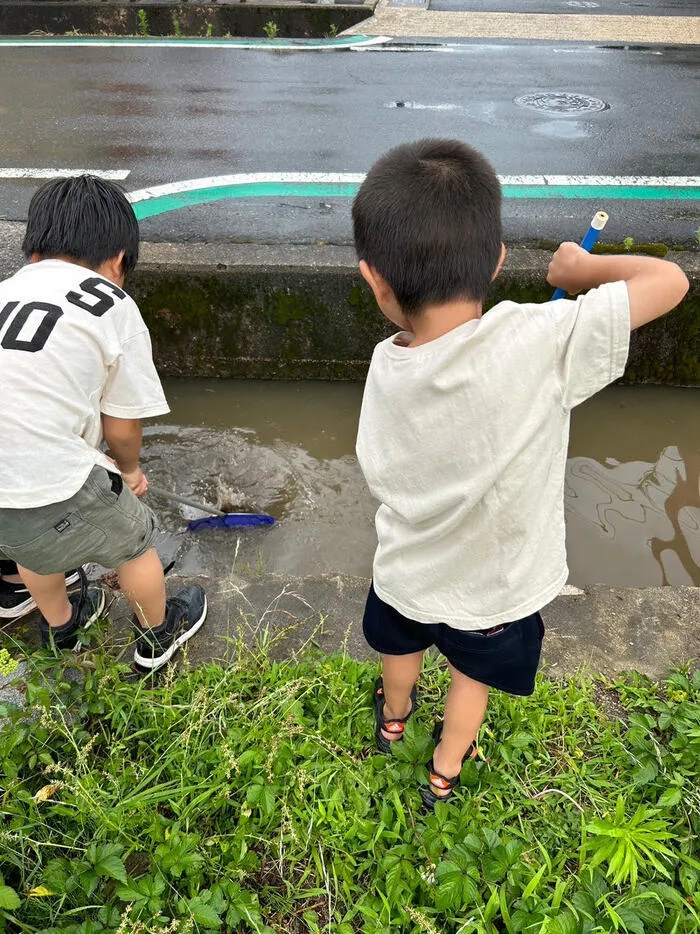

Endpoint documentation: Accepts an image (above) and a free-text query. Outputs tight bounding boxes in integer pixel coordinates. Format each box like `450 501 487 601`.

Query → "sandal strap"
427 740 476 790
427 760 460 790
433 722 478 762
375 679 416 731
383 719 408 733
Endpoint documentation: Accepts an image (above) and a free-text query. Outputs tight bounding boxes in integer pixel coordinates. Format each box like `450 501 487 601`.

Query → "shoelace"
74 567 89 624
165 596 190 628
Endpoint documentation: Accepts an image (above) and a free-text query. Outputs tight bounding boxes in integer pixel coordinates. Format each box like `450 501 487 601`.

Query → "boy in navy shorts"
352 139 688 807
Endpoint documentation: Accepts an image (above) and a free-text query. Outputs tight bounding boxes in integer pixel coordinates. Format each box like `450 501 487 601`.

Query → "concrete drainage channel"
0 0 376 39
1 227 695 386
0 228 698 681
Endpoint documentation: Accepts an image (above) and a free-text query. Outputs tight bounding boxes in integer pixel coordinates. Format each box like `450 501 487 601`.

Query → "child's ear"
359 261 394 307
359 260 381 298
100 251 126 286
359 261 411 330
492 243 507 281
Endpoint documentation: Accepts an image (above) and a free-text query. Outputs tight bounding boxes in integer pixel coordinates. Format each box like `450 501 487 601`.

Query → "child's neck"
407 298 483 347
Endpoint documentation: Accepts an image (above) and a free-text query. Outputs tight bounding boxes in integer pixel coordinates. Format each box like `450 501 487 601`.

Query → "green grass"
0 630 697 934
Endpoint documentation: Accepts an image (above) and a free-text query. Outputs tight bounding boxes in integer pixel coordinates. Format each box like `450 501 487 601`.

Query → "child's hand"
547 242 592 296
122 467 149 497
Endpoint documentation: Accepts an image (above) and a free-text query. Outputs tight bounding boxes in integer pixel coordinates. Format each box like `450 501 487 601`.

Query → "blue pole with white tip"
552 210 609 300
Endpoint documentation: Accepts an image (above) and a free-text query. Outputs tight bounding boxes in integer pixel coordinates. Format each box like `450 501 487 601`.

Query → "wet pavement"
0 41 698 245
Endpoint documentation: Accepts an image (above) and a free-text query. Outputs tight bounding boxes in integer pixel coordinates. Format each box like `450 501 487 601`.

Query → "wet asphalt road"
1 39 699 245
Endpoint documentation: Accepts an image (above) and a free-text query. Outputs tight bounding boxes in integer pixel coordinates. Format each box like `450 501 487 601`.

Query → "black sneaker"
133 584 207 671
1 569 82 620
39 571 107 651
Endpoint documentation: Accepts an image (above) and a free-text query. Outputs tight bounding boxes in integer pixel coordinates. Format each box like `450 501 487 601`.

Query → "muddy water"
142 381 700 590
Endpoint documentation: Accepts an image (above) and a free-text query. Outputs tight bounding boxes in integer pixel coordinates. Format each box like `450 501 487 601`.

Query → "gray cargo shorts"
0 466 158 575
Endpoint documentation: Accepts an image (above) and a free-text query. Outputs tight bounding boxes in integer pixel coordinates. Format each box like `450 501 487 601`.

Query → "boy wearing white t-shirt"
0 176 207 670
353 139 689 808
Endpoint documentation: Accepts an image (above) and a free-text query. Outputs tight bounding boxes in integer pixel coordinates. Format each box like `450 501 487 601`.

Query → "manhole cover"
514 92 608 115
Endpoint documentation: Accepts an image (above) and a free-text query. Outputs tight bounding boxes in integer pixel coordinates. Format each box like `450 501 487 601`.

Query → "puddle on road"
142 380 700 590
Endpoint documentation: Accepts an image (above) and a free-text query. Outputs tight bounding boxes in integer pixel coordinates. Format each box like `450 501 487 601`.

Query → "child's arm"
547 242 689 330
102 415 148 496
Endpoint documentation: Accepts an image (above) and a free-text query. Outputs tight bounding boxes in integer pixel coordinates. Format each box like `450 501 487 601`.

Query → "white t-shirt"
0 259 169 508
356 282 630 630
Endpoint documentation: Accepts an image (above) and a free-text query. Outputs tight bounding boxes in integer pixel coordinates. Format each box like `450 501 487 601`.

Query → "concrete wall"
129 242 700 385
0 1 373 38
0 227 696 385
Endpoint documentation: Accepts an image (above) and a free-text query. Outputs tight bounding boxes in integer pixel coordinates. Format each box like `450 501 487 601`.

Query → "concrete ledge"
0 229 698 385
0 1 374 38
5 574 699 681
174 573 697 680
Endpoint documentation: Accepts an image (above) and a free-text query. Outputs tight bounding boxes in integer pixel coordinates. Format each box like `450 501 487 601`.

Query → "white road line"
127 172 700 203
0 168 130 181
499 175 700 186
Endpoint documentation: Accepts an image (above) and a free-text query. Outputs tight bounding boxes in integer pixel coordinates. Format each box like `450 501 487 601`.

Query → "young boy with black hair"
353 139 689 808
0 176 206 670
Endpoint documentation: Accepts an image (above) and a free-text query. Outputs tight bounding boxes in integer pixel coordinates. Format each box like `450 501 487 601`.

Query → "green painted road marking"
131 181 699 220
133 183 359 219
502 185 700 201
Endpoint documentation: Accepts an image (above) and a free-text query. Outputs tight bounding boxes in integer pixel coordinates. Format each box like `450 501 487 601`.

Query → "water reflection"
150 380 700 589
565 445 700 587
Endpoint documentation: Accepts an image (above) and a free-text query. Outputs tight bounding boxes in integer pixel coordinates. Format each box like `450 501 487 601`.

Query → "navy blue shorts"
363 583 545 696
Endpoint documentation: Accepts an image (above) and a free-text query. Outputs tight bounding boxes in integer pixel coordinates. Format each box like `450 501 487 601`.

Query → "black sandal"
421 722 476 810
374 677 417 754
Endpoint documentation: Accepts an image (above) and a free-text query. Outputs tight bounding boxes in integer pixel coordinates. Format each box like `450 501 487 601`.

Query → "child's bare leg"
17 568 71 627
380 651 424 741
117 548 166 629
431 664 488 796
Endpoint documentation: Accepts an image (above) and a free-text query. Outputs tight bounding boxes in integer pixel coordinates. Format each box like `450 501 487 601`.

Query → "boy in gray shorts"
0 176 206 670
353 139 689 807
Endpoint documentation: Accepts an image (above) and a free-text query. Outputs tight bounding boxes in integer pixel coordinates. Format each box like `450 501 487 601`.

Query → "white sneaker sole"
133 596 208 670
0 570 82 620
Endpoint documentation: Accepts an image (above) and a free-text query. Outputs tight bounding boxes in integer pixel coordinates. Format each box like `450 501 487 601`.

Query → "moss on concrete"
591 242 670 258
624 293 700 385
522 239 691 257
129 263 699 386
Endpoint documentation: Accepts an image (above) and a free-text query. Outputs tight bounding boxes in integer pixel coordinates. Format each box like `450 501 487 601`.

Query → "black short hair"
22 175 139 275
352 139 502 315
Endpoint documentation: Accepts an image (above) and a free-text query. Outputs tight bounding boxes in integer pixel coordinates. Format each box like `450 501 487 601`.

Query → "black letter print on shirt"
65 277 126 317
0 301 64 353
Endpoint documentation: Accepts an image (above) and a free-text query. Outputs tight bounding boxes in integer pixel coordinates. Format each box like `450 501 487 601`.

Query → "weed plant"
0 620 697 933
137 9 149 37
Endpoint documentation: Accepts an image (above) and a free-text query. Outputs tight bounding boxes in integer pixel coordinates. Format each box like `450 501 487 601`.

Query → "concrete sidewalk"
343 1 700 42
